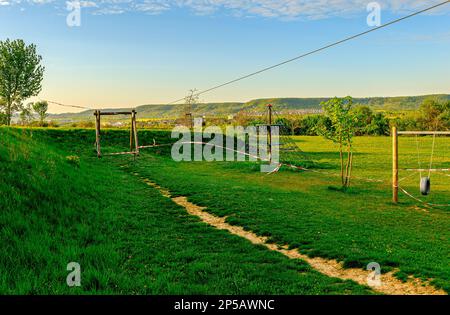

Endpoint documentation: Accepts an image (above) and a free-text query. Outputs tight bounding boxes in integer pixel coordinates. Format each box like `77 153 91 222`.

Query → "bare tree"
183 89 199 128
19 103 33 126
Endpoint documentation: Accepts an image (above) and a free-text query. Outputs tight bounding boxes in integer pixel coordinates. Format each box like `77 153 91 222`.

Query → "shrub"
66 155 80 168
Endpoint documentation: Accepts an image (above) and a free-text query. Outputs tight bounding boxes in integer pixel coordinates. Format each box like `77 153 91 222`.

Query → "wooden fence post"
267 104 272 161
95 110 101 158
392 126 398 203
130 113 134 152
132 110 139 156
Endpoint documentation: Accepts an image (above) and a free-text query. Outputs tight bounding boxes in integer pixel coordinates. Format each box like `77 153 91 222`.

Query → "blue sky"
0 0 449 113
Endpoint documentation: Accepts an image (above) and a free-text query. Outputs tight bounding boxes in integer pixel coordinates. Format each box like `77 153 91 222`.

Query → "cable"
167 1 450 105
415 135 423 178
399 186 450 207
428 130 437 178
40 98 94 110
38 1 450 111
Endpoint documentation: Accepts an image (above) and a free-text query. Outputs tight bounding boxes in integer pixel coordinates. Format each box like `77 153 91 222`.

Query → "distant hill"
48 94 450 123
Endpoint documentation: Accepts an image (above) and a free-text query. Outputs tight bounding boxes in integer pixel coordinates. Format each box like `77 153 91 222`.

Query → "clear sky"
0 0 449 113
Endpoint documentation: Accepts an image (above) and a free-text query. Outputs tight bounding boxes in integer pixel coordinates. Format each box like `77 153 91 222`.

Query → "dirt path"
137 174 446 295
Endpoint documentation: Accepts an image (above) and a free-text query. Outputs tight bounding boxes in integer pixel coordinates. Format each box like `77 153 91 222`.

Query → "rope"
398 186 450 208
40 98 95 111
118 140 449 208
398 172 418 183
415 135 423 178
402 168 450 172
428 133 437 178
136 140 384 184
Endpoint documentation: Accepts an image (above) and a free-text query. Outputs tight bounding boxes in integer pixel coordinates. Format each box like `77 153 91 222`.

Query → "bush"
66 155 80 167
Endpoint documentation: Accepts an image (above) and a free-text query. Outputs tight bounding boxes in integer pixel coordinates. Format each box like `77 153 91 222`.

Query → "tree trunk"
344 143 352 187
347 152 353 187
5 101 12 126
344 141 353 188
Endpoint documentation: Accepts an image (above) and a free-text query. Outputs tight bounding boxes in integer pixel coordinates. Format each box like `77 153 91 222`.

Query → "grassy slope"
0 128 371 294
119 136 450 292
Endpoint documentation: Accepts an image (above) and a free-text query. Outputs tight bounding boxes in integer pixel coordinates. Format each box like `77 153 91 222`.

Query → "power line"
37 1 450 111
167 0 450 105
40 98 94 110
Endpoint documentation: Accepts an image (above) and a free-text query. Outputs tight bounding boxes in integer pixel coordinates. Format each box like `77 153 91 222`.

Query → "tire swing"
420 177 431 196
416 134 436 196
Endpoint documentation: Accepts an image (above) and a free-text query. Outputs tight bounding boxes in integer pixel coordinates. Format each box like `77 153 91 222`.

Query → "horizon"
1 1 450 114
45 93 450 116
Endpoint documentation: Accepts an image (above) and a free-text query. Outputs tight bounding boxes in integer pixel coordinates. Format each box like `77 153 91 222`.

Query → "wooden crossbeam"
103 151 138 156
98 111 133 116
397 131 450 135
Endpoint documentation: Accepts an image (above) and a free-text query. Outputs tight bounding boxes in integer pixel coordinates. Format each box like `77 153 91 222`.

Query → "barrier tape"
133 141 450 208
136 140 385 183
402 168 450 172
398 186 450 208
104 151 138 156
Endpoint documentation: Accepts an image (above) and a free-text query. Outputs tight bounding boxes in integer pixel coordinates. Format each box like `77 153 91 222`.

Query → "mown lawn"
116 136 450 292
0 128 372 294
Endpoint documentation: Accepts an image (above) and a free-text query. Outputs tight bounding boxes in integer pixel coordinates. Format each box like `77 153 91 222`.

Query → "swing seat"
420 177 431 196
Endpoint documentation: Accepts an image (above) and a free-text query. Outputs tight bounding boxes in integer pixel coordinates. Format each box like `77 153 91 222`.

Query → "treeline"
238 98 450 136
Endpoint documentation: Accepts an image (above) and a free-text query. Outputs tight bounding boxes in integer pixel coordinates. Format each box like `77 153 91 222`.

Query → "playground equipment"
94 110 139 158
392 127 450 204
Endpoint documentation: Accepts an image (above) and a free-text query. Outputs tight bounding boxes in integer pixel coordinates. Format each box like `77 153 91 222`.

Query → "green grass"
0 127 373 294
115 136 450 292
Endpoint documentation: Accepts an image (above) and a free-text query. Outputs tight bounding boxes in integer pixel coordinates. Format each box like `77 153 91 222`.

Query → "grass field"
0 127 448 294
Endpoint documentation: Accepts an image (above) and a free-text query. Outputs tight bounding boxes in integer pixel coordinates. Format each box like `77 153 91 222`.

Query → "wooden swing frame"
391 127 450 203
94 110 139 158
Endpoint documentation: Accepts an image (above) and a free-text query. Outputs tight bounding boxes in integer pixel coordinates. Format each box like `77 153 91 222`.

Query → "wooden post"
94 110 101 158
268 104 272 161
392 126 398 203
132 110 139 156
185 113 193 129
130 113 134 152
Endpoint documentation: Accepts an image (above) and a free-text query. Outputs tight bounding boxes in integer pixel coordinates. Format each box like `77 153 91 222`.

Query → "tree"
316 97 357 188
0 97 6 125
0 39 44 125
183 89 199 128
234 110 253 126
419 99 450 130
32 100 48 126
350 106 390 135
366 112 390 135
19 103 33 126
282 113 304 135
351 105 373 135
299 115 327 135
